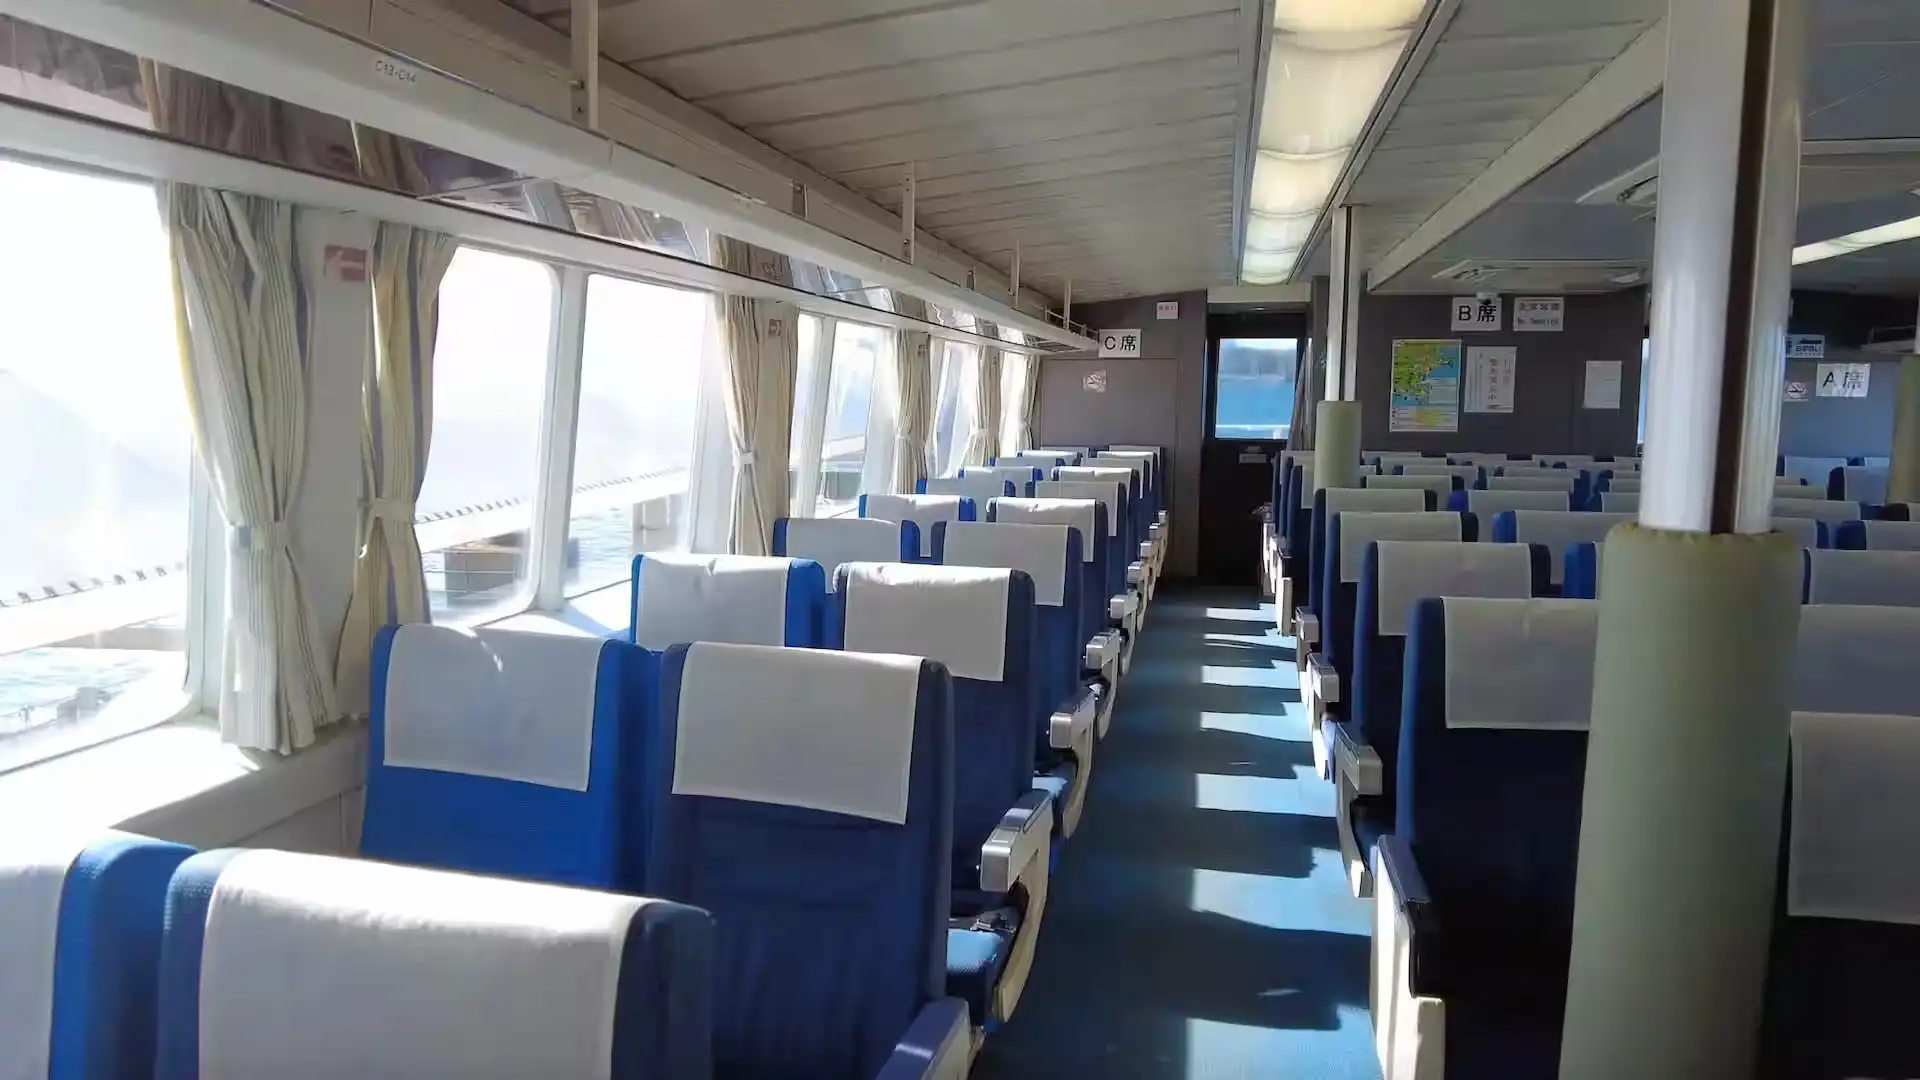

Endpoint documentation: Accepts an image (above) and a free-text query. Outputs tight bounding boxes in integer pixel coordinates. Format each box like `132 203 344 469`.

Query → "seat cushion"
946 928 1011 1024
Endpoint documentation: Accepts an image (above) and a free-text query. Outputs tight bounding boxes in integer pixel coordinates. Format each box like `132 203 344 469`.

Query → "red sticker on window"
324 244 368 283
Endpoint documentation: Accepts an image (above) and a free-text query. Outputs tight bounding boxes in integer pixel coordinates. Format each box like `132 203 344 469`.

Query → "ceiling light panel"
1273 0 1428 34
1793 206 1920 265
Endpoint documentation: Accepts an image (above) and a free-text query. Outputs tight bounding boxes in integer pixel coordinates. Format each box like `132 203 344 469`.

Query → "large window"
0 161 194 771
931 341 980 477
564 275 710 595
1001 353 1033 456
818 322 884 516
1215 337 1299 439
416 248 555 621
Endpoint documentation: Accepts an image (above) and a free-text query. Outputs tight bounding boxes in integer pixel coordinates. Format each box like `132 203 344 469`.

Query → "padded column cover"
1559 525 1800 1080
1312 401 1361 493
1888 356 1920 503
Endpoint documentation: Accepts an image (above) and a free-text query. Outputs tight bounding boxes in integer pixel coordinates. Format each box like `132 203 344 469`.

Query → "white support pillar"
569 0 600 130
1888 293 1920 503
900 162 916 264
1325 205 1361 401
1009 241 1021 301
1558 2 1807 1078
1063 278 1072 327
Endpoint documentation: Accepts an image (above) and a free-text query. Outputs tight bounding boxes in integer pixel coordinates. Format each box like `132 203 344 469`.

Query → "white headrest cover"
1324 487 1426 515
673 642 922 823
1035 480 1122 535
634 553 792 649
1376 542 1534 637
1769 516 1821 548
1864 520 1920 551
942 522 1071 607
1365 473 1452 495
1396 463 1480 480
1364 451 1426 463
1338 512 1463 582
1443 598 1598 729
1843 467 1889 503
0 835 88 1080
1451 453 1511 465
1055 466 1134 493
991 498 1100 562
923 475 1012 508
1498 466 1568 479
1489 474 1577 492
1508 510 1630 585
1009 452 1073 467
966 465 1043 488
1606 477 1642 493
863 494 965 558
1788 712 1920 924
1467 489 1570 518
1535 455 1594 467
1795 605 1920 714
843 563 1011 681
1808 550 1920 607
1774 482 1821 497
384 626 605 790
1600 492 1639 513
780 518 902 588
1772 499 1861 523
1088 454 1150 485
195 849 649 1079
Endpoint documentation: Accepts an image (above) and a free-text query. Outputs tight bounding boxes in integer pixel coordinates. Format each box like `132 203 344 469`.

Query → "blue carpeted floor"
974 588 1380 1080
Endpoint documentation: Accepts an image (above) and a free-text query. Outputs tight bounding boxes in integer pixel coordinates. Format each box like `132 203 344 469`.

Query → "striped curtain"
1289 339 1320 450
146 63 336 752
963 322 1003 467
334 127 458 718
1018 353 1044 451
714 237 797 555
891 295 936 493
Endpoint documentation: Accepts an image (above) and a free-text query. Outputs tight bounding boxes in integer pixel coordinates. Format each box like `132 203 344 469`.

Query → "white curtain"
147 63 336 752
1018 351 1044 451
890 295 935 494
333 127 458 717
714 237 797 555
963 324 1004 467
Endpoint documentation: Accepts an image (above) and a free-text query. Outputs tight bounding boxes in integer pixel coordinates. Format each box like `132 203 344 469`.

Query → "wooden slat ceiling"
500 0 1259 302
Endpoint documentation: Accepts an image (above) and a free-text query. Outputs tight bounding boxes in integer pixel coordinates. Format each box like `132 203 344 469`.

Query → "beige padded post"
1888 356 1920 503
1313 400 1362 492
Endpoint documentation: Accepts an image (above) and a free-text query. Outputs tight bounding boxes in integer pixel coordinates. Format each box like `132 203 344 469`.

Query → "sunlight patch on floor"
1203 607 1271 623
1199 711 1306 742
1201 665 1299 689
1183 1006 1377 1079
1186 857 1368 936
1193 772 1326 816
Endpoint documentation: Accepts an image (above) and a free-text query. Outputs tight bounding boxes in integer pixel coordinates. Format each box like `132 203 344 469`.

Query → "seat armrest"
1294 607 1319 646
1109 591 1138 623
1306 651 1341 704
1331 720 1382 796
1375 834 1430 910
1049 684 1099 751
1138 541 1155 562
1374 833 1441 1001
1083 634 1114 673
874 998 972 1080
981 790 1055 894
1156 510 1168 528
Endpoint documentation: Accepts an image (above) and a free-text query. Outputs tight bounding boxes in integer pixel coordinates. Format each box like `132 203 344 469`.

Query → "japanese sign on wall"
1155 301 1180 320
1787 334 1826 360
1451 295 1503 332
1098 329 1141 358
1512 297 1565 332
1784 379 1812 403
1465 345 1517 413
1583 360 1623 410
1389 339 1462 433
1816 362 1870 398
1084 370 1108 393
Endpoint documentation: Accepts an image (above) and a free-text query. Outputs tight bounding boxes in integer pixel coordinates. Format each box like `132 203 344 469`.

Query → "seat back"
1599 491 1639 513
1533 454 1594 469
962 465 1044 497
1055 466 1143 546
649 643 951 1080
1762 712 1920 1080
1364 473 1456 497
1489 510 1630 591
1805 550 1920 607
1307 487 1430 618
1399 598 1595 934
1453 489 1571 520
365 626 649 888
1831 465 1888 503
832 563 1036 882
631 553 825 649
1364 451 1430 467
1322 511 1467 684
2 832 193 1080
1782 454 1849 486
921 475 1015 509
1088 454 1156 520
1771 516 1825 551
1035 479 1132 600
156 849 711 1080
1006 450 1078 468
772 517 915 588
1356 542 1543 777
1488 474 1578 493
860 493 974 560
1773 498 1863 524
1449 453 1512 467
991 497 1108 644
1836 519 1920 551
1495 465 1572 480
1395 462 1482 487
935 521 1083 721
1794 605 1920 714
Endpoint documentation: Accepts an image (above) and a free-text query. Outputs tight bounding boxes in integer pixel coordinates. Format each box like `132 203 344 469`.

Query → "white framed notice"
1155 301 1180 321
1465 346 1517 413
1451 295 1503 332
1815 362 1869 398
1098 329 1141 358
1787 334 1826 360
1512 297 1565 332
1583 360 1623 410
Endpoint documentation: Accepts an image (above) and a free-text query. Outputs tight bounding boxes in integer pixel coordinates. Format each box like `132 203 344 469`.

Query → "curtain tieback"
367 497 416 523
232 521 291 554
737 450 757 466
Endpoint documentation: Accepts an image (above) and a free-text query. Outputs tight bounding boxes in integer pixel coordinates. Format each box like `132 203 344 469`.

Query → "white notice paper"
1815 362 1870 398
1583 361 1622 410
1512 297 1565 332
1465 346 1517 413
1098 330 1141 358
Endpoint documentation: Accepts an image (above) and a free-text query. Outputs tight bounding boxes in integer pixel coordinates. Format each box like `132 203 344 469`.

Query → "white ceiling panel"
495 0 1261 301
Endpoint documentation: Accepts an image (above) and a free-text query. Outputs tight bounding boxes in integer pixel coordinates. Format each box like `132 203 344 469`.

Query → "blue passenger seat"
1803 549 1920 607
772 517 917 585
1793 605 1920 714
645 643 973 1080
961 465 1044 498
630 552 825 649
921 475 1016 508
991 497 1122 732
1 831 193 1080
364 626 651 889
1834 518 1920 550
859 493 975 563
156 849 711 1080
1300 487 1431 647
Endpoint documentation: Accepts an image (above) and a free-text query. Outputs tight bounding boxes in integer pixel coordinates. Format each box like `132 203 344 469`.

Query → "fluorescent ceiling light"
1250 150 1349 216
1245 208 1319 253
1259 35 1407 156
1242 249 1300 284
1274 0 1427 33
1793 206 1920 265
